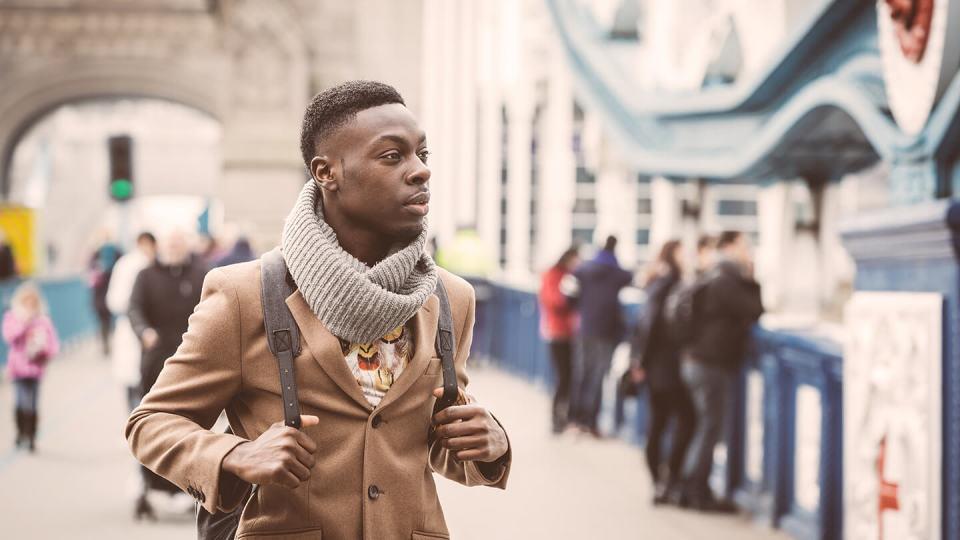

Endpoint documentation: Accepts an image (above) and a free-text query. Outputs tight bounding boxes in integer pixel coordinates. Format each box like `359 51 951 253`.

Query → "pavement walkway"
0 341 789 540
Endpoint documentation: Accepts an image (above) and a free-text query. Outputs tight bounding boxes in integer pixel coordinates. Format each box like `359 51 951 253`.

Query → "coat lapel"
285 290 373 412
375 293 439 413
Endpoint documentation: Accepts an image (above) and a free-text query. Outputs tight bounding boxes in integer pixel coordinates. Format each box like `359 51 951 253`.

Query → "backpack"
661 274 711 346
197 248 459 540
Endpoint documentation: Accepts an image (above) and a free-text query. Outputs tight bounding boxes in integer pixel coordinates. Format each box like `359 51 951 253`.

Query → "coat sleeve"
2 311 28 345
712 274 765 322
124 268 249 513
429 284 512 489
127 269 150 339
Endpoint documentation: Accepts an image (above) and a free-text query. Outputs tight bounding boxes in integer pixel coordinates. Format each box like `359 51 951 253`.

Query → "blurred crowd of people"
539 230 764 513
9 227 259 519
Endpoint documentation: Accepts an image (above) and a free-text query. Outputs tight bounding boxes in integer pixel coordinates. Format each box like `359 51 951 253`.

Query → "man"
679 230 763 511
695 235 716 277
126 81 511 539
106 231 157 412
128 229 208 519
570 235 633 437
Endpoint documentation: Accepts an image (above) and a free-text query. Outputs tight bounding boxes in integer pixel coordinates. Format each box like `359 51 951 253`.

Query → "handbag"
197 248 459 540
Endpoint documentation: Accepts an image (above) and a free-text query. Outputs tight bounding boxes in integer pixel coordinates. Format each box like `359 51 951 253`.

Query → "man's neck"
323 206 392 267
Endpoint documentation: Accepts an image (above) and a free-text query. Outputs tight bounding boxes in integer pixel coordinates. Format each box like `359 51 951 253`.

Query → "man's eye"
418 150 430 163
382 152 401 161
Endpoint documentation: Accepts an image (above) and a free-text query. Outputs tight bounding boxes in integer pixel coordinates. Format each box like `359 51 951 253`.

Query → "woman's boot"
14 409 24 448
23 412 36 453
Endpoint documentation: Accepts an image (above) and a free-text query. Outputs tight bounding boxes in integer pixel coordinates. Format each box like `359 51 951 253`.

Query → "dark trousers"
572 337 617 430
548 340 573 432
681 358 733 496
13 378 40 447
646 385 696 483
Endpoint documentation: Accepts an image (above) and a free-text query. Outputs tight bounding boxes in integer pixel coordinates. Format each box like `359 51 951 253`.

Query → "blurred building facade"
0 0 426 256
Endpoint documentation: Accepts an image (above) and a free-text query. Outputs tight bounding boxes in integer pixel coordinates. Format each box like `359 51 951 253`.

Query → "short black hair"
717 230 743 249
697 235 716 251
137 232 156 245
299 80 406 169
603 235 618 251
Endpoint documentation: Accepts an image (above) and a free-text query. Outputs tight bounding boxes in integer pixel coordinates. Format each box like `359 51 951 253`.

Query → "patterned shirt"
340 323 414 407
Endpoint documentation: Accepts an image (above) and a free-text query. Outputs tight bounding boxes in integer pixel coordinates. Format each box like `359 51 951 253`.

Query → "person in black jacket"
127 229 207 520
679 230 764 511
630 240 695 504
571 236 633 437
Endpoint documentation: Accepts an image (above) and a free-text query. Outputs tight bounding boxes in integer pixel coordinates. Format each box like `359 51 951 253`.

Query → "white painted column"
650 175 681 248
536 34 575 271
755 180 791 314
504 97 532 280
454 0 478 230
595 156 635 265
472 1 502 272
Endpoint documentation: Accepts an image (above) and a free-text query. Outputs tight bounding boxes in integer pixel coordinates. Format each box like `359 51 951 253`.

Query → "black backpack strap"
260 248 303 430
433 278 459 412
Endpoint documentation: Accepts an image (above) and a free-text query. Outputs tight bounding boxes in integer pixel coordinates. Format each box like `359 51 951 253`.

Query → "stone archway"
0 0 314 250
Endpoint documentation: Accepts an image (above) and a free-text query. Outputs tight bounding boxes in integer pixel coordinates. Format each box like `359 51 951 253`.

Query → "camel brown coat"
126 259 510 540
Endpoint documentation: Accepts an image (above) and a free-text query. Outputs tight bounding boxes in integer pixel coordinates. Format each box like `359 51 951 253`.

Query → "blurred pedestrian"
630 240 695 504
89 235 123 356
539 246 580 434
678 230 763 511
195 233 225 269
695 235 717 277
4 282 59 453
570 235 633 437
106 232 156 411
128 229 206 520
212 235 256 268
0 230 18 281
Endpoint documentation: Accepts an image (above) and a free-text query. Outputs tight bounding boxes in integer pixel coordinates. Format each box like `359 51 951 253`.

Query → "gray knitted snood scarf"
281 181 439 344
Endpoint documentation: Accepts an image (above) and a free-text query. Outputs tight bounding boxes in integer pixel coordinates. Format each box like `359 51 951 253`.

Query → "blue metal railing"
468 278 842 540
0 276 99 368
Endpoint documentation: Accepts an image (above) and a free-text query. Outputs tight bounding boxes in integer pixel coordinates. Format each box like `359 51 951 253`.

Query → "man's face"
138 239 156 261
723 234 752 267
312 103 431 243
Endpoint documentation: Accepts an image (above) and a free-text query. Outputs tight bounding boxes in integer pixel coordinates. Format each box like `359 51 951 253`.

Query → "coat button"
368 484 380 500
371 415 382 428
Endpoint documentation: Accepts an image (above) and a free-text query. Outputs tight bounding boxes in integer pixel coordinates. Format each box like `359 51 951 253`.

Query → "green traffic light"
111 178 133 200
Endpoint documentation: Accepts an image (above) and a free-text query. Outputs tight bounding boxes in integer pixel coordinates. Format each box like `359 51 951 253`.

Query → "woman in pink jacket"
4 282 59 452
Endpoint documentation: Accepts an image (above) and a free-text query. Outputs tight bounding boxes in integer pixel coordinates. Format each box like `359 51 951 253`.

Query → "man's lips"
405 192 431 206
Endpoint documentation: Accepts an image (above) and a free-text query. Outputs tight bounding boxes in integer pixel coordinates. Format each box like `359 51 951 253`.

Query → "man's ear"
310 155 339 192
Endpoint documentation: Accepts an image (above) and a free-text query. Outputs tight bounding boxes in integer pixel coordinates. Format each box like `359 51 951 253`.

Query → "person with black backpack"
629 240 696 505
126 81 511 540
677 230 763 512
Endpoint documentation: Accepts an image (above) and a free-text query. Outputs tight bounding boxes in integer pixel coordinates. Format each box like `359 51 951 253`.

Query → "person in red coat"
539 247 580 433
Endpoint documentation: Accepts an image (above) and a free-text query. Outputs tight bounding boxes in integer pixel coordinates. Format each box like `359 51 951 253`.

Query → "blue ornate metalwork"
545 0 960 199
469 277 843 539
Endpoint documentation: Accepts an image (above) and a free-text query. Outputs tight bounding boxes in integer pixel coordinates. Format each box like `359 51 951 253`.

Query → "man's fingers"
435 420 484 439
442 435 487 451
300 415 320 428
432 387 444 398
293 430 318 454
286 458 311 482
433 404 484 425
288 442 316 469
454 448 487 462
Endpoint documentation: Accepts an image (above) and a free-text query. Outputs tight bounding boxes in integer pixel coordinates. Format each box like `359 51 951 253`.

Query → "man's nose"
408 160 431 185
